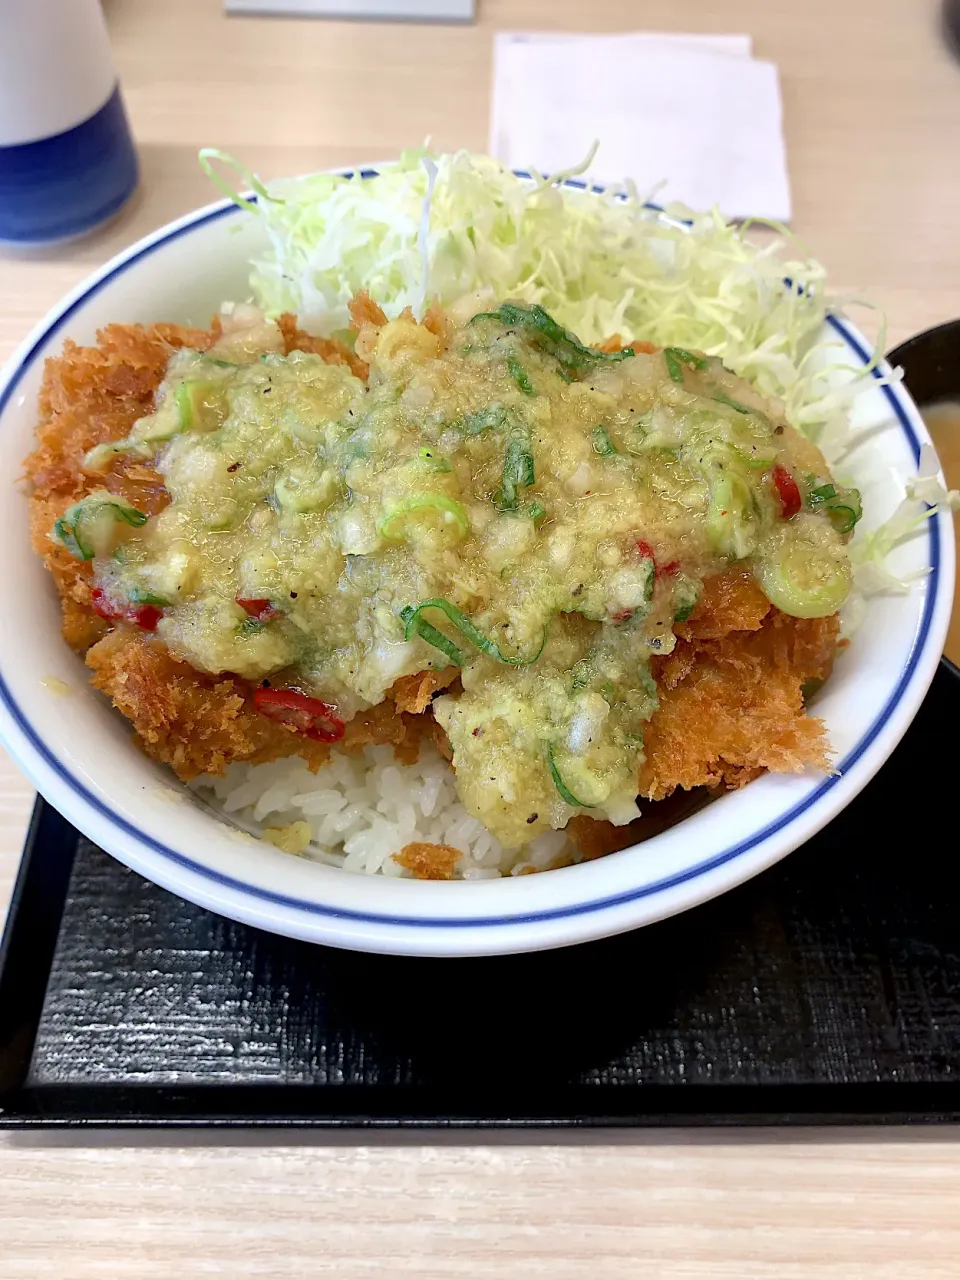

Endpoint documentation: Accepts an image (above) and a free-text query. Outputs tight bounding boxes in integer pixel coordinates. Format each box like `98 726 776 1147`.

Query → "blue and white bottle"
0 0 139 246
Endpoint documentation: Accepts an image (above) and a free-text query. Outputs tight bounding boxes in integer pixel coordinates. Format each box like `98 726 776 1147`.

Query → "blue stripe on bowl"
0 183 942 932
0 85 138 244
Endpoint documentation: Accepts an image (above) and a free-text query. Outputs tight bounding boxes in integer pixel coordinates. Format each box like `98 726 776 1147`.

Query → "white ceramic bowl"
0 183 954 956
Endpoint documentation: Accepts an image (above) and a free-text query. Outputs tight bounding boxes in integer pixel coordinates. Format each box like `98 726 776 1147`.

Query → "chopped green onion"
52 491 148 561
672 573 701 623
526 501 547 523
400 598 546 667
713 392 752 414
547 744 596 808
239 618 266 638
807 481 861 534
726 439 777 470
275 468 336 514
705 467 758 560
664 347 709 383
825 500 860 535
592 425 617 456
807 482 837 506
83 391 186 471
497 436 535 511
569 660 592 692
82 440 142 472
128 588 170 606
754 537 852 618
516 445 536 487
472 303 635 375
175 380 223 432
670 347 709 370
379 493 469 540
175 381 198 430
400 605 462 666
52 517 88 560
507 357 535 396
459 404 508 436
405 615 465 665
418 446 452 473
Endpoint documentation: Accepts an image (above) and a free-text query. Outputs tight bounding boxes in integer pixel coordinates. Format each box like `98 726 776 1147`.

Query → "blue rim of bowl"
0 179 942 931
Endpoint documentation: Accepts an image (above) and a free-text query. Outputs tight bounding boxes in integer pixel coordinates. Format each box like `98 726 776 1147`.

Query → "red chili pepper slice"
635 540 679 580
91 588 163 630
236 597 277 622
772 464 801 519
636 539 656 564
132 604 163 631
254 688 345 743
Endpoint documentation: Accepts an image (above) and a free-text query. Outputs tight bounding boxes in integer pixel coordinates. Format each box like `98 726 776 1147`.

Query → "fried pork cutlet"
568 572 839 863
27 322 210 654
26 317 441 780
27 315 843 867
84 626 432 780
638 571 838 800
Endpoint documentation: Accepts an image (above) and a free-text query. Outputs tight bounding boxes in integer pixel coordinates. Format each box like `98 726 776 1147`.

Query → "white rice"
191 745 570 878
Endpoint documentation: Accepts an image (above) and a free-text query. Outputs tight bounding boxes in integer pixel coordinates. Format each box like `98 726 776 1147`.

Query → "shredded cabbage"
852 444 960 595
199 146 956 597
199 147 876 450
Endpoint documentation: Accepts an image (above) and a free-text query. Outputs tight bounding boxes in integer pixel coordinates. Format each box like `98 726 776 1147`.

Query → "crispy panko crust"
26 322 216 653
85 626 437 781
85 627 317 778
276 313 369 381
422 301 455 344
348 290 388 331
26 317 842 875
594 335 659 356
674 568 771 641
390 667 460 715
569 572 838 860
637 571 839 801
393 841 462 880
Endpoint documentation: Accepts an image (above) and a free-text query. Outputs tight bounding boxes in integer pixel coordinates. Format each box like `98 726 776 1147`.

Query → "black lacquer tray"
1 658 959 1130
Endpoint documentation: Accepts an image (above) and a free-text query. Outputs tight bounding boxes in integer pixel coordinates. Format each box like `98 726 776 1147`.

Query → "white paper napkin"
490 32 791 221
497 31 754 58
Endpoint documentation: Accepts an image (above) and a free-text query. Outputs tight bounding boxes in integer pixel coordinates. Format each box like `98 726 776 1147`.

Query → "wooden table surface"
3 1 960 1274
